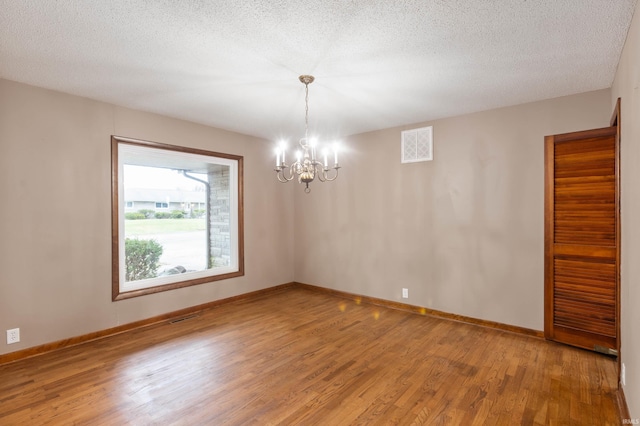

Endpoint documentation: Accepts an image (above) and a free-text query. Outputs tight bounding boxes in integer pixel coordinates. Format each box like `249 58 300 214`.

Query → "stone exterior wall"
208 167 231 266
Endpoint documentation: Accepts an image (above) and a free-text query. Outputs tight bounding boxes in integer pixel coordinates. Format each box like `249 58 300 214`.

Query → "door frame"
610 98 621 364
611 98 622 389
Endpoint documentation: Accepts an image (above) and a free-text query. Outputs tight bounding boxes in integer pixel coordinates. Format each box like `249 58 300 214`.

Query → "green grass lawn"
125 218 206 235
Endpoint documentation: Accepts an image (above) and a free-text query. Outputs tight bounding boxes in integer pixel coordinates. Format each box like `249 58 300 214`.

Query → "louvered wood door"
544 126 619 353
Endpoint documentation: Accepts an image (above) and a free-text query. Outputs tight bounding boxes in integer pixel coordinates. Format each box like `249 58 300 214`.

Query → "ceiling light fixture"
274 75 340 193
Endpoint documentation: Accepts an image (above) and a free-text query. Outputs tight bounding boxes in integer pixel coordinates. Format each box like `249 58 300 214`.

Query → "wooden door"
544 122 619 353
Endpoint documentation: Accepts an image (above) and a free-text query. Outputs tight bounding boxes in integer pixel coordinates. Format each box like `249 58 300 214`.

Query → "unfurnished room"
1 1 640 424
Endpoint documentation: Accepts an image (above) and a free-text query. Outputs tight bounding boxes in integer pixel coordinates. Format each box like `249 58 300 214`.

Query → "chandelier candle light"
274 75 340 193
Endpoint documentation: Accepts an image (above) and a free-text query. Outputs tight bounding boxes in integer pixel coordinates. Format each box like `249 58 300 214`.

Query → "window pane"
124 165 208 274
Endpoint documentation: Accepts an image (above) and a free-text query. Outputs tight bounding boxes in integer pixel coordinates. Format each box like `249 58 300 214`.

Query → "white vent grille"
401 126 433 163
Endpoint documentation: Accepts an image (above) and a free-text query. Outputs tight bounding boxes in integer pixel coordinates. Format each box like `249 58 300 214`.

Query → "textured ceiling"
0 1 637 141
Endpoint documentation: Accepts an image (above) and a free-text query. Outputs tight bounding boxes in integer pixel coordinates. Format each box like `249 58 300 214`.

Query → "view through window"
111 136 244 300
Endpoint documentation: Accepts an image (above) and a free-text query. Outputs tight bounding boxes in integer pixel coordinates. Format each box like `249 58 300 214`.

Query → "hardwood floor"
0 287 620 425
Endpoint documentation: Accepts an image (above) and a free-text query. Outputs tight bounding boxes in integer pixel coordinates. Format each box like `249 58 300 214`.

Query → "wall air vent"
401 126 433 163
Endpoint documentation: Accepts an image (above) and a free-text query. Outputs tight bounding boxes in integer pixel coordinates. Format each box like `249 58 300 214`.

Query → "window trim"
111 135 244 301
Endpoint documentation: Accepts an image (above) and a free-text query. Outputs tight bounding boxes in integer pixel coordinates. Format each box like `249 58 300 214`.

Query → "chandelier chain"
304 81 309 140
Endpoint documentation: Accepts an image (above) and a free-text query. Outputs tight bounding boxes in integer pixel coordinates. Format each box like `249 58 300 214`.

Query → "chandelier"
274 75 340 193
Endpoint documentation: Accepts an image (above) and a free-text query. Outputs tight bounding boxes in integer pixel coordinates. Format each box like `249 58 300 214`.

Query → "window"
111 136 244 300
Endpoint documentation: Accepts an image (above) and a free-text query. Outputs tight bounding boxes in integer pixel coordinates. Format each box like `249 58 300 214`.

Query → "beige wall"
294 89 612 331
0 79 295 356
612 4 640 419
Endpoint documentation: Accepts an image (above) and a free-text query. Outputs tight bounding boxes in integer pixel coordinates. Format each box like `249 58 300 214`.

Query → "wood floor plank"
0 287 620 425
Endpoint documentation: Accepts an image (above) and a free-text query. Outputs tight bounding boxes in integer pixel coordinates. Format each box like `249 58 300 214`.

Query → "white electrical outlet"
622 363 626 386
6 328 20 344
402 288 409 299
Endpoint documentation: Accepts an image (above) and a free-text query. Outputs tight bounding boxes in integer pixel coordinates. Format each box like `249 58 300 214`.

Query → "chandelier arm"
276 173 292 183
312 161 326 182
275 166 296 182
286 163 299 180
321 167 340 182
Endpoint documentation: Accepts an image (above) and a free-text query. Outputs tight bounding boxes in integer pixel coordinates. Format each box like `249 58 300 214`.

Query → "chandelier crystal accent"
274 75 340 193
